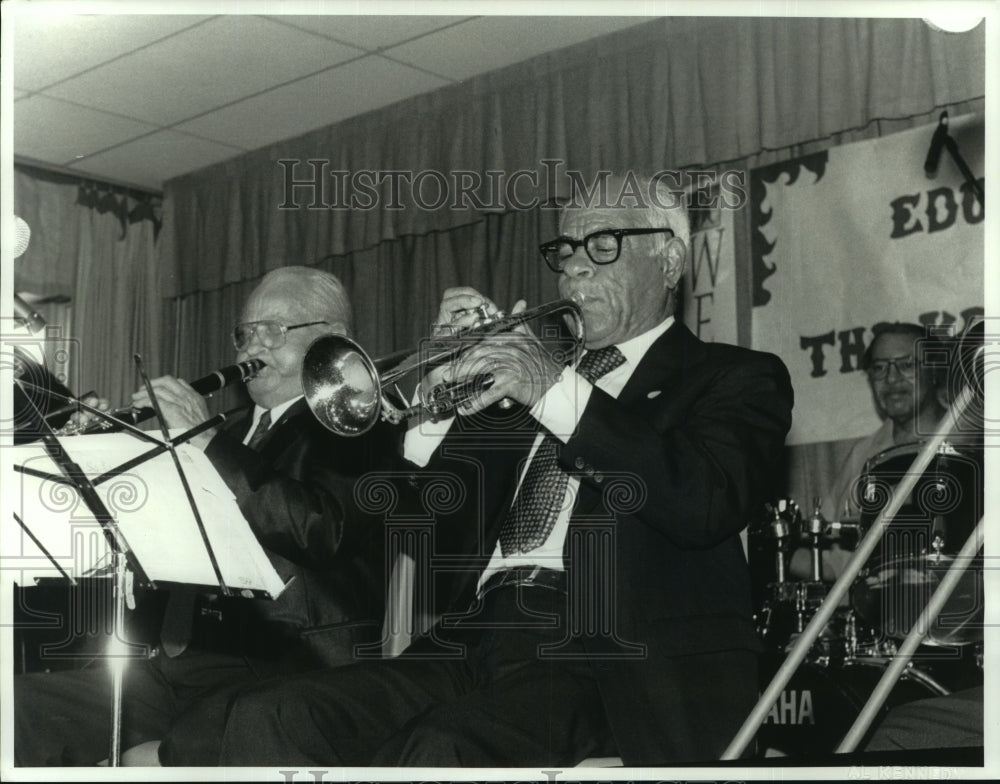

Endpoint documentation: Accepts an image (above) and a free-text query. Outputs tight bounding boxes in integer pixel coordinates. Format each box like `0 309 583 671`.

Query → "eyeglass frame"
539 227 675 272
866 354 917 380
232 320 329 352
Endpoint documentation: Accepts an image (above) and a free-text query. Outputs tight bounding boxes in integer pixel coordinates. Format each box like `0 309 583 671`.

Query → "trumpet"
56 359 265 435
302 299 584 436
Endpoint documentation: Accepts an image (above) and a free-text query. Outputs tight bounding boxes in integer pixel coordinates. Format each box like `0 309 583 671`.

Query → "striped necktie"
246 409 272 450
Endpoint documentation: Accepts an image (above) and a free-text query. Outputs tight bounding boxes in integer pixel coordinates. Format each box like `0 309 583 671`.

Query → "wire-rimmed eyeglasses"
232 320 328 352
539 228 675 272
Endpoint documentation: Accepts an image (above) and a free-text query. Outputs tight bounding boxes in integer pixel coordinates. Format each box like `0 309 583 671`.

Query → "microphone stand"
721 382 978 760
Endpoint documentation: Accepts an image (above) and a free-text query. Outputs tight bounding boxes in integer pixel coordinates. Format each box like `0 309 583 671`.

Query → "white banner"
750 115 984 445
682 189 737 344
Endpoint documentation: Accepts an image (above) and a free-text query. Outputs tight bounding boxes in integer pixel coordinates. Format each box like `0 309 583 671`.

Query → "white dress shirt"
242 395 302 446
402 317 674 588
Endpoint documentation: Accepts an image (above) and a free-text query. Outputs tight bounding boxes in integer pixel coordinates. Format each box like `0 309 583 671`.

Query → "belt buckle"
502 566 541 590
480 566 543 599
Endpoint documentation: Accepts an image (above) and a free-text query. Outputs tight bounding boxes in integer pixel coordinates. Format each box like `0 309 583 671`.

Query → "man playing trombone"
15 266 397 766
215 174 794 767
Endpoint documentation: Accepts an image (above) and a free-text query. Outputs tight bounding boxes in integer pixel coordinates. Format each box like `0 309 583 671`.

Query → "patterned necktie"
246 409 272 450
497 345 626 556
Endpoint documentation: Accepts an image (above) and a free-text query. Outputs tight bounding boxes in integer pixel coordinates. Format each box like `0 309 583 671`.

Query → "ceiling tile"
44 15 367 126
270 15 472 51
14 94 158 165
385 16 650 80
66 130 245 190
175 55 450 151
13 14 213 92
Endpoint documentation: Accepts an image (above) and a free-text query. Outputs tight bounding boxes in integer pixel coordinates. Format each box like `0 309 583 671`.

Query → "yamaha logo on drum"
765 688 816 725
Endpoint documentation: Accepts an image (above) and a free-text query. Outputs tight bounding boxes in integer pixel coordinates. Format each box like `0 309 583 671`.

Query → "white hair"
255 266 353 335
561 172 691 255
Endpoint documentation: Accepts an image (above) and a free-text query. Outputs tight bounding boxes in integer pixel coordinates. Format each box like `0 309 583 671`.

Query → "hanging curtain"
163 206 562 415
13 165 162 408
158 16 985 299
158 15 984 500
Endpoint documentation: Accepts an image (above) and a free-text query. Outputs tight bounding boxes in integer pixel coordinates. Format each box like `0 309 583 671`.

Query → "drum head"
852 443 982 558
851 553 984 646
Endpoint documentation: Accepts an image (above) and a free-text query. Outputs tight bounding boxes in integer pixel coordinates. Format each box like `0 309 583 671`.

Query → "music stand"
9 356 284 766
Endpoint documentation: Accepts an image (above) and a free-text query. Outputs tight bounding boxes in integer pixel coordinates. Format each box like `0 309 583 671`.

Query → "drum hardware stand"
806 498 825 583
12 356 237 766
767 499 799 584
836 515 984 752
769 504 790 584
722 382 979 760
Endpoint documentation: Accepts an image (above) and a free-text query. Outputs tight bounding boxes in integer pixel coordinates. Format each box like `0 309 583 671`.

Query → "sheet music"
4 433 287 598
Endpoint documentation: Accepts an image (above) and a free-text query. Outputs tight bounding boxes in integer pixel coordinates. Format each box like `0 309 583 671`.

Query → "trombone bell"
302 334 383 436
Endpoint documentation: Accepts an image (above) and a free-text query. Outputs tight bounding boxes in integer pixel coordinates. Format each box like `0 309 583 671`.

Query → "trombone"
301 298 584 436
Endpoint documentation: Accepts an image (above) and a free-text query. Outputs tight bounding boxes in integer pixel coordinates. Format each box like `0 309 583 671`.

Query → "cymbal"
10 345 75 443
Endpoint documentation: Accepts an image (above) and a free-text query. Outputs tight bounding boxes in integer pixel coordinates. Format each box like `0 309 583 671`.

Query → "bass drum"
755 658 946 758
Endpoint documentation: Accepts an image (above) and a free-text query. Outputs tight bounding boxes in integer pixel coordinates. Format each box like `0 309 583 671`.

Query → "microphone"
11 216 46 332
924 111 950 177
14 215 31 258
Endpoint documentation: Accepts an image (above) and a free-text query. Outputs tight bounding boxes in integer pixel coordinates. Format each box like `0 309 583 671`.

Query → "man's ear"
660 236 687 290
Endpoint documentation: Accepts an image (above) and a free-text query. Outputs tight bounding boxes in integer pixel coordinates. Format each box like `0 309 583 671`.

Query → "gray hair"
256 266 353 335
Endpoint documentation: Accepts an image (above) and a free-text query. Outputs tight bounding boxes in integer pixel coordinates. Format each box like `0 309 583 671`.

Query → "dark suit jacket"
200 399 398 667
412 322 793 763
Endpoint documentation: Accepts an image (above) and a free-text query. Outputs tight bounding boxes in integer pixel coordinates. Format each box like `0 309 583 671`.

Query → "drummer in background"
863 327 985 755
792 322 945 579
824 322 946 519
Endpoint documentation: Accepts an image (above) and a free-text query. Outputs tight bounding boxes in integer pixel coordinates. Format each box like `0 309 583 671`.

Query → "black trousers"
14 648 288 766
216 583 616 767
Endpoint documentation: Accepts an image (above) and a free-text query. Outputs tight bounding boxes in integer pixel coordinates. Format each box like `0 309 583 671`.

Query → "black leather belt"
478 566 567 598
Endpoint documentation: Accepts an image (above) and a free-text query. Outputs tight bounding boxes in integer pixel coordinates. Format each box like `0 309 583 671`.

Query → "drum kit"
750 441 985 758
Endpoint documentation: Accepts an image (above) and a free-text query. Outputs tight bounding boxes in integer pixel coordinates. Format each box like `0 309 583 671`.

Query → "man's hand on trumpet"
421 287 564 416
131 376 216 450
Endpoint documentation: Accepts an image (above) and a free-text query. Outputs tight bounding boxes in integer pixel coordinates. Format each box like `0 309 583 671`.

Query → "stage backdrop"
750 115 984 445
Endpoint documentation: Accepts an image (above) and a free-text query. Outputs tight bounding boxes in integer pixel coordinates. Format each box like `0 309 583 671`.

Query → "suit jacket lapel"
226 406 255 442
616 321 704 407
226 399 311 457
255 399 310 457
568 322 705 519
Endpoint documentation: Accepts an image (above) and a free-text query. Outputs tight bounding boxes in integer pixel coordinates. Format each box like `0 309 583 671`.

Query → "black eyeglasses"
539 228 675 272
867 355 917 380
232 320 328 352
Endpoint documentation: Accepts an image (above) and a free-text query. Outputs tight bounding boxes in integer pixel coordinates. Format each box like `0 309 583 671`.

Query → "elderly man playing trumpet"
15 266 396 766
216 175 794 767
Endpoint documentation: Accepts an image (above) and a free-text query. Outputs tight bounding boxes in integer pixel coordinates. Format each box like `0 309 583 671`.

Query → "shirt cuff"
530 367 592 443
402 416 454 467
